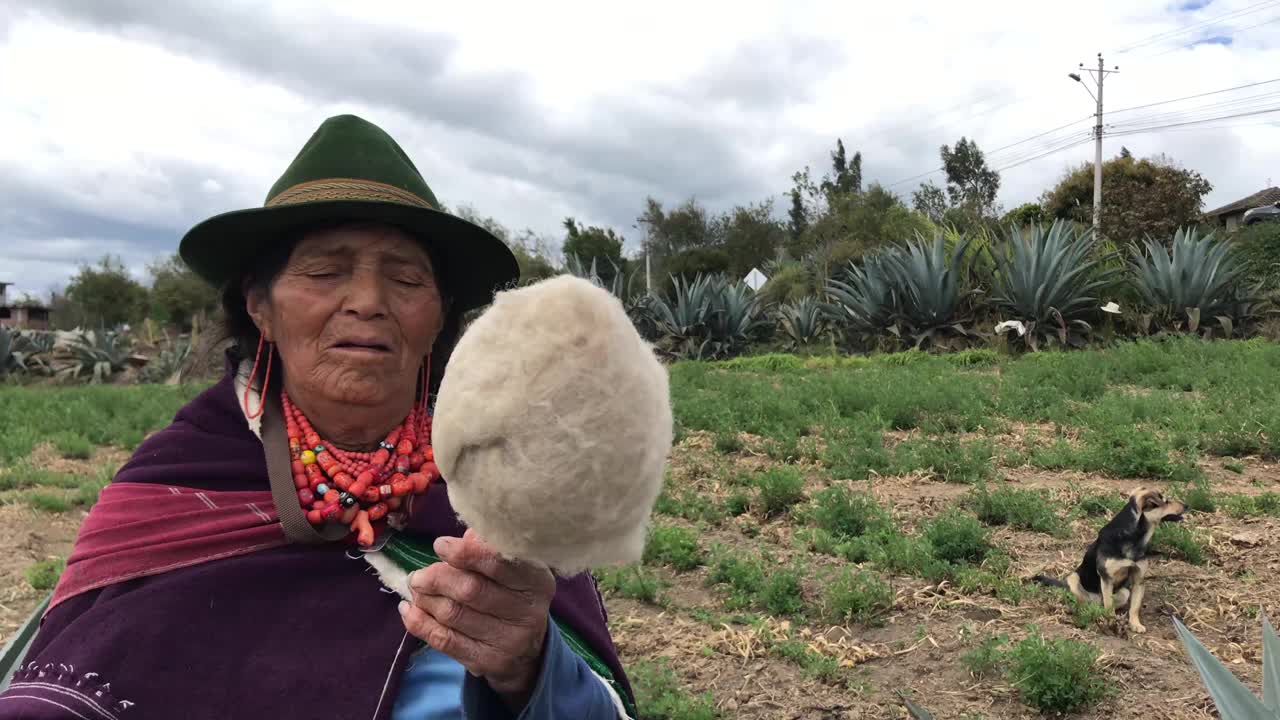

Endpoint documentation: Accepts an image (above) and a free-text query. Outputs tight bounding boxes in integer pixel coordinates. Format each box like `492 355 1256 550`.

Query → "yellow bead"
301 450 317 465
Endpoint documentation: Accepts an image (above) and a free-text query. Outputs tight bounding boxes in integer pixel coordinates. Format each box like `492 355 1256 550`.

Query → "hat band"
265 178 434 210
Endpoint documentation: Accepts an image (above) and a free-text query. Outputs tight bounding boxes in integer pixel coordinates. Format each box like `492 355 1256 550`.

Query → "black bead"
339 493 357 508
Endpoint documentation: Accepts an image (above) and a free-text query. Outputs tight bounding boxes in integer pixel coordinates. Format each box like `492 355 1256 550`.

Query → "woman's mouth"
331 340 392 355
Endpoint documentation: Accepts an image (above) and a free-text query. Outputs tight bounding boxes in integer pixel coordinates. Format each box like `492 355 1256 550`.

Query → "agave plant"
776 297 828 352
139 336 194 384
1174 615 1277 718
17 330 57 375
881 231 975 348
706 278 768 357
1131 227 1257 337
57 329 141 383
822 252 899 350
990 220 1121 351
0 326 16 376
648 274 766 360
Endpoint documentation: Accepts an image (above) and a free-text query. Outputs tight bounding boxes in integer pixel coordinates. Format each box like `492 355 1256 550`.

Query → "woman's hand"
399 528 557 711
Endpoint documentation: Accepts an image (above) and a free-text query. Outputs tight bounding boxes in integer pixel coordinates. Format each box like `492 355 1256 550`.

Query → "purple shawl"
0 371 632 719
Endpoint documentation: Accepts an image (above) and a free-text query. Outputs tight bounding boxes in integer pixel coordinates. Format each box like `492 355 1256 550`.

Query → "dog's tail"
1030 574 1068 589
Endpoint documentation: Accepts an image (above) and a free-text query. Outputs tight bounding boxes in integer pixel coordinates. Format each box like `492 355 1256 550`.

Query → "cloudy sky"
3 0 1280 298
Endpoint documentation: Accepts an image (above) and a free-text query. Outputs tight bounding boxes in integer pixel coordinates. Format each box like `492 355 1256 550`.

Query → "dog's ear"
1128 487 1151 506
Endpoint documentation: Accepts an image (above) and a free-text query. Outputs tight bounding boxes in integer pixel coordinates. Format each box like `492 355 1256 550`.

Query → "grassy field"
2 339 1278 718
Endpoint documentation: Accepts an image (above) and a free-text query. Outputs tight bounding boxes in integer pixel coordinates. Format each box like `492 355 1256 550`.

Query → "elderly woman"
0 116 635 720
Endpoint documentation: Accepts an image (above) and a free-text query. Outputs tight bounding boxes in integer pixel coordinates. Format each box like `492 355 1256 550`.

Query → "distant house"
1203 187 1280 231
0 282 50 330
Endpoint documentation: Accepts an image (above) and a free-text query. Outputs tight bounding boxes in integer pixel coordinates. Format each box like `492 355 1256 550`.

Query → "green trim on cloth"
381 534 638 718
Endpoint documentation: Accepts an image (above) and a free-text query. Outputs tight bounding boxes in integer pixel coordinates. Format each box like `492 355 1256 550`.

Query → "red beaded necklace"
282 390 438 547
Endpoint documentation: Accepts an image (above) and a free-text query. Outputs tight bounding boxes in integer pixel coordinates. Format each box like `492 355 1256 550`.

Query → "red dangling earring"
243 335 274 420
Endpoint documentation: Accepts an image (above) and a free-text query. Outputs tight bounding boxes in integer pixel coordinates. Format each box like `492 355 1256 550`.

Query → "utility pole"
1069 53 1118 236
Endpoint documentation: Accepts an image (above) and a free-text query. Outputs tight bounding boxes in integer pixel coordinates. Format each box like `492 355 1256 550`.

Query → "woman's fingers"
399 601 501 676
434 531 555 596
410 562 532 622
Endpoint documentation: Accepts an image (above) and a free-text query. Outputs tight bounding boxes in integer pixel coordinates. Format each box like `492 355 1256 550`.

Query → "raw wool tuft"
432 274 673 576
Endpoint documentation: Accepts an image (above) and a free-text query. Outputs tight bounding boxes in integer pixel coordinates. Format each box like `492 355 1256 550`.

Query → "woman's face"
246 223 445 417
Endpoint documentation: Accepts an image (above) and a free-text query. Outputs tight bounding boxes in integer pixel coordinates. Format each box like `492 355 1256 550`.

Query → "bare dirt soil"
605 433 1279 719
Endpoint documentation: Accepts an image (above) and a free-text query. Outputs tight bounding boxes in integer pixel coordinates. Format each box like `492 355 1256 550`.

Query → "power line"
1106 76 1280 115
882 117 1093 189
1144 13 1280 57
1114 0 1280 53
1109 91 1280 128
1105 105 1280 136
990 137 1096 174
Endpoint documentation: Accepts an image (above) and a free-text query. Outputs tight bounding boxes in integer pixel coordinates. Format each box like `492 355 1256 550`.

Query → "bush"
754 467 806 517
1232 221 1280 287
644 526 704 571
894 437 993 484
961 634 1007 678
595 564 667 605
25 558 65 591
1006 633 1107 713
631 659 720 720
1151 523 1206 565
758 568 807 616
808 486 891 538
707 551 766 610
824 568 894 624
50 431 93 460
921 512 991 566
967 486 1064 535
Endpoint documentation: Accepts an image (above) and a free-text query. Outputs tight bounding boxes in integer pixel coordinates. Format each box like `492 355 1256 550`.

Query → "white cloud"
3 0 1280 298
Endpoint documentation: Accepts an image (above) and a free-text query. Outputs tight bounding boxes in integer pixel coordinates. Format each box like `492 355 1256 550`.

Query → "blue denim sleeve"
461 618 621 720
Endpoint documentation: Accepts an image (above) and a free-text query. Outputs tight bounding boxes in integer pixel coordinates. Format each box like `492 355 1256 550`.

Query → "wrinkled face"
1131 487 1187 524
246 223 445 413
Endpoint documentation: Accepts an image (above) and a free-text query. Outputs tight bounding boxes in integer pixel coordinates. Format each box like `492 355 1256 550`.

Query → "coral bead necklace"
282 390 439 547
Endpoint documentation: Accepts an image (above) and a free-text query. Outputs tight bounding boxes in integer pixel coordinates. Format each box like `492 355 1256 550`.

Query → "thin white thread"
0 694 95 720
9 682 120 720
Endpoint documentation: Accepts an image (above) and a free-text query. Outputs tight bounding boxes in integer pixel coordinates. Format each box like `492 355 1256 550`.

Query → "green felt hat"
179 114 518 312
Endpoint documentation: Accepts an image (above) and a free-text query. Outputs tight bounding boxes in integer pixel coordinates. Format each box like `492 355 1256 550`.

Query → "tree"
148 254 219 331
1040 151 1213 244
719 201 786 277
940 137 1001 216
562 218 626 286
510 230 559 286
456 204 559 285
64 255 148 328
1000 202 1046 229
783 168 824 258
911 182 948 224
821 139 862 198
800 182 934 278
787 189 809 247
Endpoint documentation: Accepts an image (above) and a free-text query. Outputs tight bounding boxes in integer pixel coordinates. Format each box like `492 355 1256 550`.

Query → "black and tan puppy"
1033 487 1187 633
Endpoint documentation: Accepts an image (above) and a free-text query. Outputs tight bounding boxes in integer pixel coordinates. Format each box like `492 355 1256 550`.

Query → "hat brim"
179 200 519 312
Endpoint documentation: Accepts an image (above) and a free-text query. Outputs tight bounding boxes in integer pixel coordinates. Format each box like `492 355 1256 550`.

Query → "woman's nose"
340 269 389 318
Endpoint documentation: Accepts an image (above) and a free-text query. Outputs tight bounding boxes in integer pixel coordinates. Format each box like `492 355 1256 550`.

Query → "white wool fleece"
432 274 673 576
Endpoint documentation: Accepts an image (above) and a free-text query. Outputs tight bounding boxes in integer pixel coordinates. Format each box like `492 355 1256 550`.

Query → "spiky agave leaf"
821 251 901 351
880 231 973 343
777 297 828 351
990 220 1120 349
1173 615 1279 719
1131 227 1255 334
703 276 768 359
